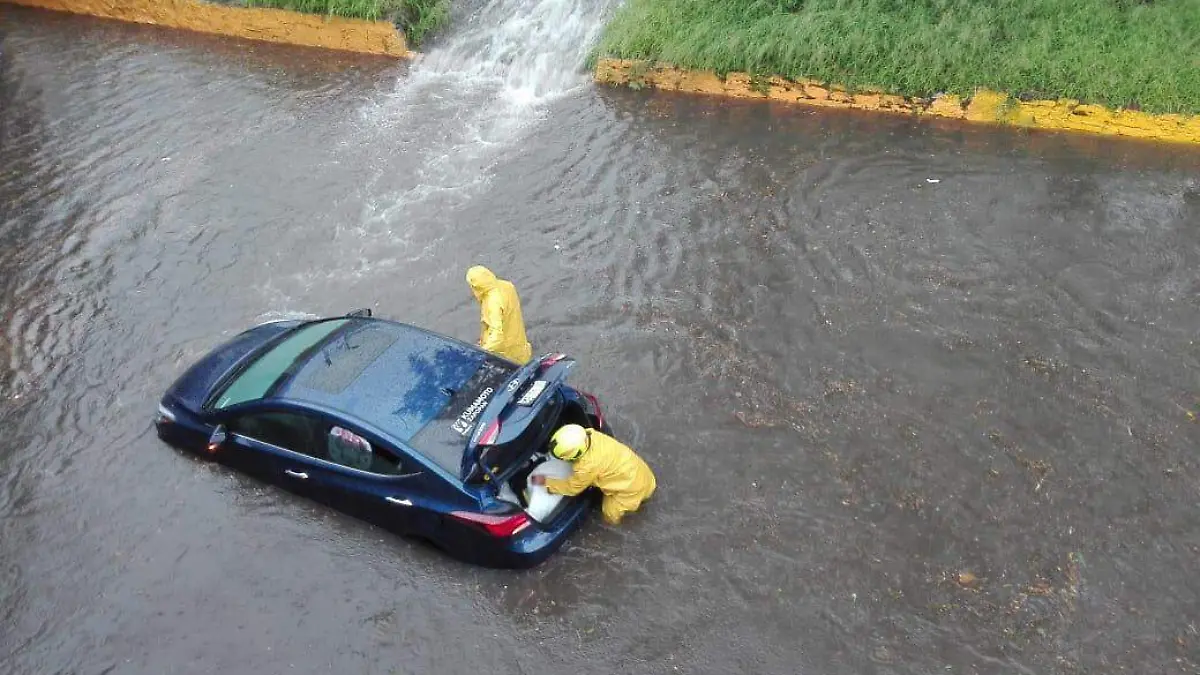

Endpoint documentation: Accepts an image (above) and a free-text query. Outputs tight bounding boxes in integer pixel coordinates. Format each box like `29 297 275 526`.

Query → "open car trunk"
496 456 572 523
492 396 596 525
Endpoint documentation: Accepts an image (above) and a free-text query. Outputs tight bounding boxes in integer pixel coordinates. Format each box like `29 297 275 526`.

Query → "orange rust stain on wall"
2 0 408 57
595 58 1200 145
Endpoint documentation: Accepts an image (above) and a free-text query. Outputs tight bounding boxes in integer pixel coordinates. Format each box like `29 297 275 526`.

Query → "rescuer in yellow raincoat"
466 265 532 364
530 424 657 525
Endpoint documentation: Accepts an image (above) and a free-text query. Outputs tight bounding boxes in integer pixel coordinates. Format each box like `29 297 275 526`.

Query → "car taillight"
450 511 531 537
580 390 605 429
475 419 501 446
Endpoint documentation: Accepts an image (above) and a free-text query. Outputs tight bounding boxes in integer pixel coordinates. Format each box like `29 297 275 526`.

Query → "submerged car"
154 310 607 568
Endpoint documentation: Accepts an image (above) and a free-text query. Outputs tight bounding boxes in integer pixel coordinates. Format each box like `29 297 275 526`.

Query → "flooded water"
3 4 1200 674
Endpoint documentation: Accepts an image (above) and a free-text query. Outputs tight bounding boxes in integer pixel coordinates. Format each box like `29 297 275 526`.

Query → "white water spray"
356 0 615 226
416 0 613 104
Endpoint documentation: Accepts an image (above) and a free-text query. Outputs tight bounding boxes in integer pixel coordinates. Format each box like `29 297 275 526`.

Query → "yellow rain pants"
467 266 532 364
544 429 656 525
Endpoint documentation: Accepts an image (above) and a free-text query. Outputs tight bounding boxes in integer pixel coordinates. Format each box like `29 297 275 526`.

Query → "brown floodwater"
2 5 1199 674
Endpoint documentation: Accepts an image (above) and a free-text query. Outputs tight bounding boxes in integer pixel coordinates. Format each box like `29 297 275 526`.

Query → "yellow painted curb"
2 0 409 58
595 59 1200 146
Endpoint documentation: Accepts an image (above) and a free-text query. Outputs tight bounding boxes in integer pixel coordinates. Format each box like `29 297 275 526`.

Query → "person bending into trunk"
530 424 657 526
466 265 532 364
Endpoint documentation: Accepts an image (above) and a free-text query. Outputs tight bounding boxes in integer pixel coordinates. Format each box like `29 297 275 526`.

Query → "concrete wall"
596 59 1200 146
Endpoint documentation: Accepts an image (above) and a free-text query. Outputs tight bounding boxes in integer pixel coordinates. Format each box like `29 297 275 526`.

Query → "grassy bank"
241 0 449 47
596 0 1200 115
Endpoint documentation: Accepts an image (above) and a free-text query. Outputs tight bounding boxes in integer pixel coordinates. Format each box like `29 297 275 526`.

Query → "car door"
307 420 458 538
220 408 329 503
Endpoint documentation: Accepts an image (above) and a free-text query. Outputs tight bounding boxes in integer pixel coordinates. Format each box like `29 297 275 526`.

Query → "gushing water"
417 0 613 103
357 0 614 222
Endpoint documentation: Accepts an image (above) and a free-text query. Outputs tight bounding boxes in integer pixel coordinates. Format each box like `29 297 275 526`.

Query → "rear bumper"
442 490 597 569
504 491 596 567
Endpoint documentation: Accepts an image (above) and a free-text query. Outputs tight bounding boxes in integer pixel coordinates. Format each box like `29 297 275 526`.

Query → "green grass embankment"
241 0 449 47
595 0 1200 115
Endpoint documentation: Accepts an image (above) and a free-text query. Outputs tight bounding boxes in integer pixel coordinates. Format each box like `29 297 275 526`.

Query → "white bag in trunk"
523 457 574 523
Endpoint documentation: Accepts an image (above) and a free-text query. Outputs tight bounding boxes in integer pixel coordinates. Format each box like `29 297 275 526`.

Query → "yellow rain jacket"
544 429 657 525
467 266 532 364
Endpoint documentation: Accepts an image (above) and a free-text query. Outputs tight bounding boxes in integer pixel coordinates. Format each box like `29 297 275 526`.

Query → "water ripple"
4 5 1200 675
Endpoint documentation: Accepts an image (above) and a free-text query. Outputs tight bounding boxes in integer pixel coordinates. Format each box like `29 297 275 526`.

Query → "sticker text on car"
452 387 494 436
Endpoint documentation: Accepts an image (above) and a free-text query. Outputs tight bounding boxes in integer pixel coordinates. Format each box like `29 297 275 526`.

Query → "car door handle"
386 497 412 506
285 470 309 479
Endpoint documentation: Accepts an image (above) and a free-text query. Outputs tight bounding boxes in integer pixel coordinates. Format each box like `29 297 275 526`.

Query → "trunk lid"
461 354 576 484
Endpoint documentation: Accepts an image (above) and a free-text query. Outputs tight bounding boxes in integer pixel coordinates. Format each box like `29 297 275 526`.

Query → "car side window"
325 426 405 476
229 411 321 458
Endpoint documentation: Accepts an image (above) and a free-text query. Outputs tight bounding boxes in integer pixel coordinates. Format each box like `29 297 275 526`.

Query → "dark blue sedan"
154 310 607 568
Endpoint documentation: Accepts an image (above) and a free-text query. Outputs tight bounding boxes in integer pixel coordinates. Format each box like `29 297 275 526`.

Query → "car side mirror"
207 425 228 454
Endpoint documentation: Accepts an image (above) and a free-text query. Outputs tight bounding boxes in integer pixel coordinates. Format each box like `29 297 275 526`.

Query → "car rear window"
408 356 516 475
212 320 348 410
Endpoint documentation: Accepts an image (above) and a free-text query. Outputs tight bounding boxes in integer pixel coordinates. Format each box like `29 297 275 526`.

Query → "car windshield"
211 320 349 410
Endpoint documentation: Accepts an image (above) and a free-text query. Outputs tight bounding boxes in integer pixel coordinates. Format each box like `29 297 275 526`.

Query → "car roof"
274 319 487 447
